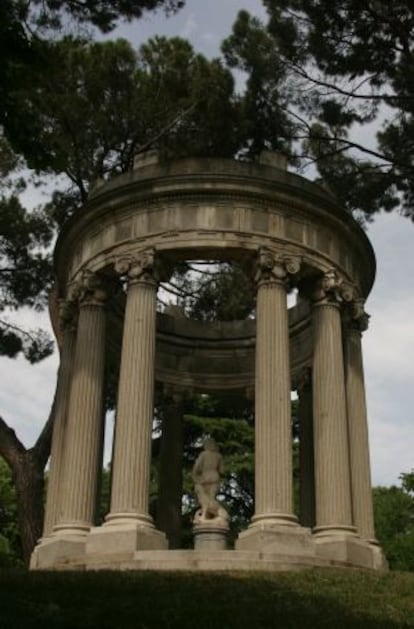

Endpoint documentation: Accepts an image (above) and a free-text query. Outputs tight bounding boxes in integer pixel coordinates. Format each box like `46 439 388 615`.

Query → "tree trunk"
12 451 46 564
0 395 55 565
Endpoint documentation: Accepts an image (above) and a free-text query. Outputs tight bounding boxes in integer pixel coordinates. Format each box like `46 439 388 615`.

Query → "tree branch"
289 63 403 102
134 101 198 157
291 133 397 166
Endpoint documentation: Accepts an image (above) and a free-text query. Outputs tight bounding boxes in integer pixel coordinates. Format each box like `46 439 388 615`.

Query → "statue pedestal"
193 520 229 551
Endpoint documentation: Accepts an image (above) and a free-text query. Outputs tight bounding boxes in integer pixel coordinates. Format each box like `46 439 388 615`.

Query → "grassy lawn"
0 568 413 629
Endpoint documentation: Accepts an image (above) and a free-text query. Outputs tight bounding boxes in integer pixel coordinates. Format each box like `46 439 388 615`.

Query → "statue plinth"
193 508 229 551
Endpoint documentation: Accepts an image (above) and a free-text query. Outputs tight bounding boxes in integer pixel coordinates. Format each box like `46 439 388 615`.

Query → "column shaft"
254 278 295 523
54 298 106 535
312 301 354 533
108 277 157 523
298 377 315 528
345 325 376 541
156 396 184 548
43 322 77 536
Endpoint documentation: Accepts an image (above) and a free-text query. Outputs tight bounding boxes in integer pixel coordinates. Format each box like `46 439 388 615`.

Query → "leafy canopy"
259 0 414 220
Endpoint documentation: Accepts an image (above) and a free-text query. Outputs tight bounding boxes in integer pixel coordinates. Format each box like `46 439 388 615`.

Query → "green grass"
0 568 413 629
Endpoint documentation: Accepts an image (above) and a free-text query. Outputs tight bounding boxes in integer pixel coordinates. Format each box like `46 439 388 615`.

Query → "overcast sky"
0 0 413 487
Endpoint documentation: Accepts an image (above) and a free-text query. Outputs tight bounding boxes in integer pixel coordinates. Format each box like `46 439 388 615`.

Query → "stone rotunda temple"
31 153 387 571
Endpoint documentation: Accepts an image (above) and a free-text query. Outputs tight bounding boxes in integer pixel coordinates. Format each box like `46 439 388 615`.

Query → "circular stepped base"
51 549 354 572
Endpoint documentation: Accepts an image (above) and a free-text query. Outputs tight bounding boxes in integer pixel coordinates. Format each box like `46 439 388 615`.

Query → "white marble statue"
192 438 228 524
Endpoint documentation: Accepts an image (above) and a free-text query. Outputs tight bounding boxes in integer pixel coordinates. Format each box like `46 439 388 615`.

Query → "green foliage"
4 36 239 222
1 0 184 38
181 405 255 542
0 457 22 566
27 0 185 32
0 138 54 362
305 124 399 221
170 262 256 321
222 10 295 158
373 471 414 571
261 0 414 220
0 195 52 310
401 471 414 494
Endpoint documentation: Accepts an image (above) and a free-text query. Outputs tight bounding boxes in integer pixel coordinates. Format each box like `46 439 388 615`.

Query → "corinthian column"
252 250 300 526
92 249 167 553
344 302 377 543
42 300 77 537
237 249 315 557
53 272 107 538
156 388 185 549
297 368 315 529
311 271 355 537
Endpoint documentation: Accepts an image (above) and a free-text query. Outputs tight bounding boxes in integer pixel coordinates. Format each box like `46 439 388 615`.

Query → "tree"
221 9 296 159
256 0 414 220
16 0 185 33
373 471 414 571
0 1 186 148
0 456 21 566
0 137 54 361
3 35 238 226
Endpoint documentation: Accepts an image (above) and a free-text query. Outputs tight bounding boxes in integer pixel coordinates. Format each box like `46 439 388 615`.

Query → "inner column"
156 388 185 549
297 368 315 529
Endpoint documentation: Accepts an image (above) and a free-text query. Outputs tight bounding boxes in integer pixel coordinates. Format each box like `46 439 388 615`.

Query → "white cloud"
180 13 198 39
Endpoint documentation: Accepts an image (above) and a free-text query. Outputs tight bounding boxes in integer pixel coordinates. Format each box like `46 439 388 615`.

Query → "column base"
314 529 385 569
236 520 315 557
368 541 389 570
30 533 87 570
251 512 299 527
86 520 168 557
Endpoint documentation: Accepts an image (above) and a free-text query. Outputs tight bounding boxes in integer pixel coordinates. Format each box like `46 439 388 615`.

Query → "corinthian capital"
114 248 160 285
346 298 370 333
312 269 355 306
58 298 78 332
70 270 108 307
255 248 301 286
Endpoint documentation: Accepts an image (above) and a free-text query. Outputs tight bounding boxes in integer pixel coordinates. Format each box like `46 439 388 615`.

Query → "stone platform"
31 545 387 572
31 549 346 572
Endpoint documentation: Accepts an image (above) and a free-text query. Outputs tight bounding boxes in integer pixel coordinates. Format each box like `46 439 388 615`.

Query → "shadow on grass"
0 569 413 629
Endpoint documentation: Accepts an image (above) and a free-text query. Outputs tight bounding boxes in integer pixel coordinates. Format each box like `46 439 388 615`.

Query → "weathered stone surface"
311 277 355 537
193 522 228 551
237 524 315 557
85 523 167 556
32 156 386 573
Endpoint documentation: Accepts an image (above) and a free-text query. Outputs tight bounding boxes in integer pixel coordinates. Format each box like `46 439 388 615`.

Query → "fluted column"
251 249 300 526
297 368 315 529
106 250 159 526
344 302 377 543
311 270 355 536
42 301 77 537
156 389 185 548
53 272 107 536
